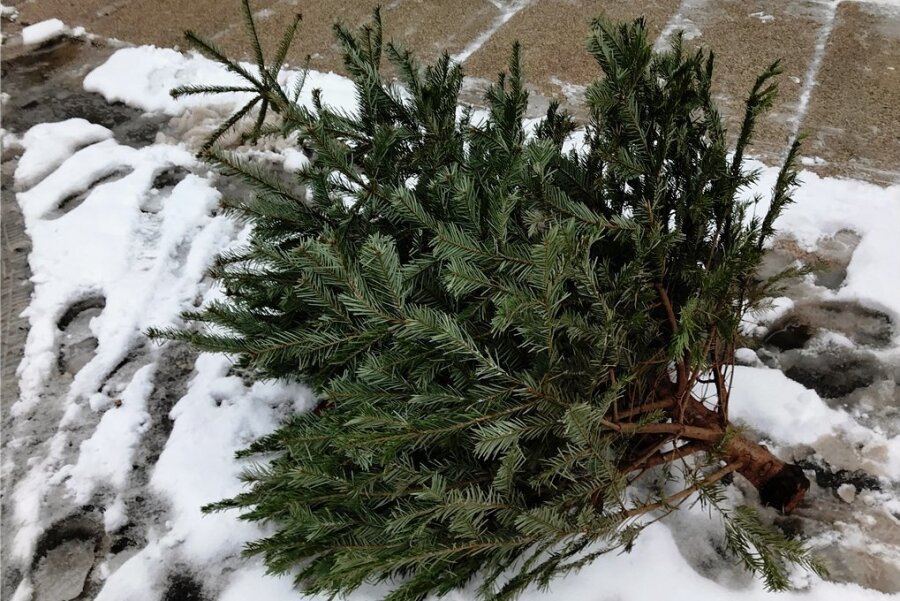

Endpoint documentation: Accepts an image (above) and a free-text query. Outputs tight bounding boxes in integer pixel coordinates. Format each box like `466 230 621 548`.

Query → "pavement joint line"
789 0 839 150
654 0 709 51
453 0 533 63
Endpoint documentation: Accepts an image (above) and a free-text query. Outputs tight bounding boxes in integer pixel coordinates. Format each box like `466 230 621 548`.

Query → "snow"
10 118 238 562
213 522 898 601
66 364 156 507
15 118 113 191
789 1 839 143
13 135 227 418
742 296 794 336
21 18 68 46
730 365 900 479
730 365 845 444
6 42 900 601
452 0 532 63
1 3 19 20
747 162 900 331
83 46 358 116
149 352 315 564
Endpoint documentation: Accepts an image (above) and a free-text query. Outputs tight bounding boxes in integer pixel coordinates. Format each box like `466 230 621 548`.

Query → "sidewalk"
8 0 900 184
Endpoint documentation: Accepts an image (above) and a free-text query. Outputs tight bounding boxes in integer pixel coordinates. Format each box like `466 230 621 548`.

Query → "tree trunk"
682 397 809 513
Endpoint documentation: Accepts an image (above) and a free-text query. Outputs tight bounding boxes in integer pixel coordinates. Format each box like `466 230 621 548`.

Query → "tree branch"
621 461 743 520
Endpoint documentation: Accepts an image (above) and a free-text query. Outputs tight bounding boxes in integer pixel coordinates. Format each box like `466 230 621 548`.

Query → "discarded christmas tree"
153 3 825 599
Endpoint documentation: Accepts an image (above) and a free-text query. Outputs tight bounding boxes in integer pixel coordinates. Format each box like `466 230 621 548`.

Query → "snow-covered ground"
3 43 900 601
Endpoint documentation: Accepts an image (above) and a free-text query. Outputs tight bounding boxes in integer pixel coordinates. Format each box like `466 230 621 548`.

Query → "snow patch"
655 0 707 50
789 1 838 141
66 365 156 509
84 46 359 116
749 11 775 23
15 118 113 191
1 3 19 20
747 162 900 330
730 365 900 479
9 118 239 561
452 0 532 63
22 18 68 45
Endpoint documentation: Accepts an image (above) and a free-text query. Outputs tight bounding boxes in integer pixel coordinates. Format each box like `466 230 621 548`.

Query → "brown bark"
678 396 809 513
615 376 810 514
627 284 810 513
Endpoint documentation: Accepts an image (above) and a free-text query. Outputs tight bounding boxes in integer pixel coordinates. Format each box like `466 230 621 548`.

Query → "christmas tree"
153 3 825 598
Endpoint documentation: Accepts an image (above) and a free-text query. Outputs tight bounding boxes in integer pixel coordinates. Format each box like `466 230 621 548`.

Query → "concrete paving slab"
13 0 501 76
14 0 280 51
239 0 500 74
799 1 900 183
463 0 681 103
668 0 832 163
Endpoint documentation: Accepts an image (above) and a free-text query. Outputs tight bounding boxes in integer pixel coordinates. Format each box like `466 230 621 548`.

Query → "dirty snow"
9 115 238 569
747 160 900 332
5 43 900 601
0 3 18 21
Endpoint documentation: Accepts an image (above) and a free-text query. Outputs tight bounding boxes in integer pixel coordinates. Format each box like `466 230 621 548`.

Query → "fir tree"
153 3 826 598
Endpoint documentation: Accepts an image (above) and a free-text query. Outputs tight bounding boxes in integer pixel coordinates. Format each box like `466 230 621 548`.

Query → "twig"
614 398 675 421
609 367 619 422
632 442 705 472
620 435 676 478
655 282 690 423
602 420 722 442
620 462 743 520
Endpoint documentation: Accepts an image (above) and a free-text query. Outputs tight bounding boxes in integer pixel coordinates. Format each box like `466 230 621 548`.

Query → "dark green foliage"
153 5 825 599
